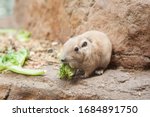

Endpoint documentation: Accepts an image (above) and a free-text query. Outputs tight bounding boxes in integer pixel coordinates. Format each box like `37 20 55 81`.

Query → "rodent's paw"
95 70 104 75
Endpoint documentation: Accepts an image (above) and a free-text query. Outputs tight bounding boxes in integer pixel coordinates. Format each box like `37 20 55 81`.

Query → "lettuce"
59 64 75 80
2 48 29 67
7 66 46 76
0 48 45 76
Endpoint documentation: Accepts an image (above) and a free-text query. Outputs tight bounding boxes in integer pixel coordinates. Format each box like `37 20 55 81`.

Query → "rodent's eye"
74 47 79 52
82 41 87 47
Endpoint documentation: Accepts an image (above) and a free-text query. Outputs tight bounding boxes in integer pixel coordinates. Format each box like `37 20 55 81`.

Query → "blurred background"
0 0 14 18
0 0 15 28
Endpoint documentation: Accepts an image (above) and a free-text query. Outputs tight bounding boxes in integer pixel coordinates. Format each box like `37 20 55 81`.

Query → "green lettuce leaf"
59 64 75 80
2 48 29 66
8 66 46 76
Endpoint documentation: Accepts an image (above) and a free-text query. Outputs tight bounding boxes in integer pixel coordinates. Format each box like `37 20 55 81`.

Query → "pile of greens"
0 48 45 76
58 64 75 80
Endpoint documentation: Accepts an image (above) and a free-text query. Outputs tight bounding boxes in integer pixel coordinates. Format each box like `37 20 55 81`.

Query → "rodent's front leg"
95 69 104 75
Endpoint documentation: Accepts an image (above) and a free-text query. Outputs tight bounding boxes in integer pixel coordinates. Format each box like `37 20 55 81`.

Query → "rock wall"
14 0 150 69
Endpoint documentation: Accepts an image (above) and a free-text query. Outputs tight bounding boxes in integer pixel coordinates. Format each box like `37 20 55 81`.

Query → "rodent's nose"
61 59 66 62
60 53 66 62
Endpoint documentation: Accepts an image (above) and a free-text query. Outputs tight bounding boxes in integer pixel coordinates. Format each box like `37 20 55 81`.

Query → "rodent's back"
81 30 112 69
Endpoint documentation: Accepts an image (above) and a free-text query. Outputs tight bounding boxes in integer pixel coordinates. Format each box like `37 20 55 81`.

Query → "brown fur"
61 30 112 77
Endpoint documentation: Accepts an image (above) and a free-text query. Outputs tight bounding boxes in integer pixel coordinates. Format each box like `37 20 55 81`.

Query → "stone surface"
0 66 150 100
13 0 150 69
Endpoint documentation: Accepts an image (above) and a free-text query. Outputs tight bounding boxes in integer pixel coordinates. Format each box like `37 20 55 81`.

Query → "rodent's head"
60 36 92 69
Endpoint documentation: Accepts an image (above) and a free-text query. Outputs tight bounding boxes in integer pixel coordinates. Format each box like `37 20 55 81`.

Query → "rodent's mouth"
60 61 76 69
62 59 76 63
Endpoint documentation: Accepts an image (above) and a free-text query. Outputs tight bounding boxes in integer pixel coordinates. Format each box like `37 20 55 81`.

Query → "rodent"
60 30 112 78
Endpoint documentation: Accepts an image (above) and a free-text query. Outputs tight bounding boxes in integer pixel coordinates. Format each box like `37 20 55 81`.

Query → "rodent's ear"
82 41 87 47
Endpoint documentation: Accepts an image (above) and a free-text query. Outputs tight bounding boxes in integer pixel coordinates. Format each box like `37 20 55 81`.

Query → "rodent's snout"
60 53 67 63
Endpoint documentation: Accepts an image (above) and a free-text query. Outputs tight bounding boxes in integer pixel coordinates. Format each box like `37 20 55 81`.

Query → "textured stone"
0 66 150 100
0 84 11 99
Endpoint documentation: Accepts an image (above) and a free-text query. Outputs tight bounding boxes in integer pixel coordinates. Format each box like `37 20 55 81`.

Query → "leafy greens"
0 48 45 76
58 64 75 80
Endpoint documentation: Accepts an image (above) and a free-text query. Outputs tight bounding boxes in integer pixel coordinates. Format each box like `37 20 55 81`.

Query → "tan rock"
0 67 150 100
